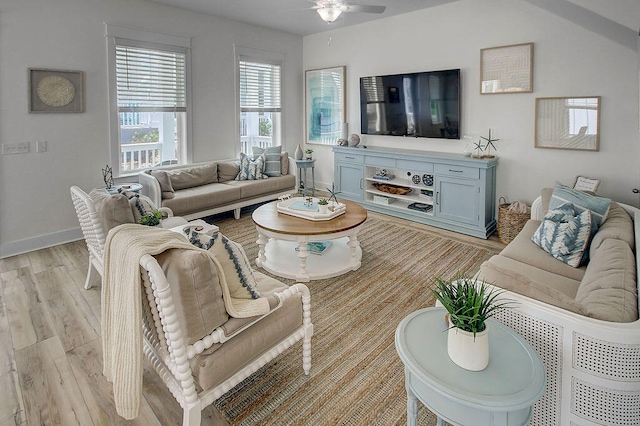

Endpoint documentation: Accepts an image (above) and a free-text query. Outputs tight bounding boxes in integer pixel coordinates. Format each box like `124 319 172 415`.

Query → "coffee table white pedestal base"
255 229 362 282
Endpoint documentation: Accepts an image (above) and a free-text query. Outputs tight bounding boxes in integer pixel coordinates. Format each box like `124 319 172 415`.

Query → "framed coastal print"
305 66 345 145
29 68 84 113
480 43 533 94
535 96 600 151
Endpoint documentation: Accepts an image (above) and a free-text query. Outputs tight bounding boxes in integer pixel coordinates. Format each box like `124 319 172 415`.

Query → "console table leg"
405 369 418 426
255 228 268 268
296 238 310 282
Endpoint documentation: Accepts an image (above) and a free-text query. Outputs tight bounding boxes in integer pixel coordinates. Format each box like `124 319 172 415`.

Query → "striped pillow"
532 205 592 267
549 183 611 228
252 146 282 177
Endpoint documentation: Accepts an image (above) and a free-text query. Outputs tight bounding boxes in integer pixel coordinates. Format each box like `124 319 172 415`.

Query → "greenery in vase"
432 275 511 337
139 210 163 226
318 199 329 205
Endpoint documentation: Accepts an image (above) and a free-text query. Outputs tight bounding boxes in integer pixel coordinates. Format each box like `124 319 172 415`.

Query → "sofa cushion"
549 182 611 229
501 220 587 281
89 188 135 232
252 146 282 177
532 206 592 267
236 152 268 181
576 238 638 322
189 273 302 391
217 160 240 183
154 248 229 345
477 255 585 315
222 174 296 199
166 162 218 190
161 183 241 217
589 202 635 258
148 170 175 199
280 152 289 175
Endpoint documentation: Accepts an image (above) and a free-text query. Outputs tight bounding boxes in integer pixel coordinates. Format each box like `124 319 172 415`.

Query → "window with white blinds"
239 60 281 113
116 44 186 112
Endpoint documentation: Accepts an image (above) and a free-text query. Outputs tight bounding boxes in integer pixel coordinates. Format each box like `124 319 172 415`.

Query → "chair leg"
183 402 201 426
84 256 94 290
302 324 313 375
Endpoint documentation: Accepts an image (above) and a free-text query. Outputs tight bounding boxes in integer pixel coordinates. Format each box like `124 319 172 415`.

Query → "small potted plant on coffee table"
318 198 329 214
432 275 510 371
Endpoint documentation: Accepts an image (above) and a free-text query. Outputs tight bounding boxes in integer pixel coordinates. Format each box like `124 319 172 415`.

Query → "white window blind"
239 60 281 113
116 44 186 112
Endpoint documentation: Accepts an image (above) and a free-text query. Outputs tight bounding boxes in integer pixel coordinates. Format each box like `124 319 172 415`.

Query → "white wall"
303 0 639 212
0 0 303 257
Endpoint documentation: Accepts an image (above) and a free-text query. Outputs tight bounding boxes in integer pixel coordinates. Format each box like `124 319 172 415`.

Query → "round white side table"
395 307 546 426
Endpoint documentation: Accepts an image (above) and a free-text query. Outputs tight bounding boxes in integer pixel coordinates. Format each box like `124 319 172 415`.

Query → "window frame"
234 45 285 157
105 24 192 177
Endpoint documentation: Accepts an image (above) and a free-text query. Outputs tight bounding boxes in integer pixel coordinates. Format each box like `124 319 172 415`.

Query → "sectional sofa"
139 154 296 220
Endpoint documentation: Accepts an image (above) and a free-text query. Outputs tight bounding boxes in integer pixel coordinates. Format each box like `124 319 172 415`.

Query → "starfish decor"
472 141 484 158
481 129 500 158
326 183 341 205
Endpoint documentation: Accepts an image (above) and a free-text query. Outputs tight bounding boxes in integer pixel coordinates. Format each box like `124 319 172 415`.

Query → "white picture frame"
480 43 533 94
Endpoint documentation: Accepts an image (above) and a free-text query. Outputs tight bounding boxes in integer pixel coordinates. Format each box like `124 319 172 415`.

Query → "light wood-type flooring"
0 211 503 426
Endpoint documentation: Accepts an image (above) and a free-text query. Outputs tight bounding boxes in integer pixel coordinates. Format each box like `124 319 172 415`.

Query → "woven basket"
497 197 530 244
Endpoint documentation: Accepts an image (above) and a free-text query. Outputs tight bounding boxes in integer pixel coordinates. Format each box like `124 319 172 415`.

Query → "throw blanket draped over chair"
102 224 269 419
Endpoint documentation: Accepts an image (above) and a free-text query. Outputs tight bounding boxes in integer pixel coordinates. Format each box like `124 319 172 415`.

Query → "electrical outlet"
36 140 47 153
2 142 30 155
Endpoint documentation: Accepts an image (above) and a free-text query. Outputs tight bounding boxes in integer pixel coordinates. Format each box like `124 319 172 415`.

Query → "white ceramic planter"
318 204 328 214
447 323 489 371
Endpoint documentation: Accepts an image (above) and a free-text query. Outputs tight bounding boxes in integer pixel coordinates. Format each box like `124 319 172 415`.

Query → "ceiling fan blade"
345 5 386 14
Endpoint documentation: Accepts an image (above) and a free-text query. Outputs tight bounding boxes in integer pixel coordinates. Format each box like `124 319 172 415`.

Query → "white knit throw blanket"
102 224 269 420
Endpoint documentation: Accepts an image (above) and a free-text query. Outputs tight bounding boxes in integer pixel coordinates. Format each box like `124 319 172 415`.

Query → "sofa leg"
182 401 201 426
233 208 241 219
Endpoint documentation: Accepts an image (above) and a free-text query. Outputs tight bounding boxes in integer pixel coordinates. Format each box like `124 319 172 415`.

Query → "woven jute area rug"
207 209 500 425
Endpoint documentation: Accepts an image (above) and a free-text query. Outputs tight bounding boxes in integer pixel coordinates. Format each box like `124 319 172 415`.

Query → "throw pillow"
184 229 261 300
148 170 175 199
549 183 611 229
89 188 135 232
120 189 159 225
531 207 592 267
252 146 283 177
235 152 268 181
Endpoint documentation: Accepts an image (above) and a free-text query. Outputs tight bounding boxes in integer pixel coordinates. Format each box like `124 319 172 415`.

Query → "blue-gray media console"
333 146 498 239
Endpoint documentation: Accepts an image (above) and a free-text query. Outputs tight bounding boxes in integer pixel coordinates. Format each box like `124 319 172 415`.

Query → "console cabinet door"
336 162 364 200
435 177 480 226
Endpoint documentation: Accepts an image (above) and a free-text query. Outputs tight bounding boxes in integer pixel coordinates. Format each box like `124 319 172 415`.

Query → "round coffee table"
252 199 367 282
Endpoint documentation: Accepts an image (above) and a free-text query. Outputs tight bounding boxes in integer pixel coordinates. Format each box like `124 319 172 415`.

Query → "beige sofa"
475 188 640 425
139 155 296 221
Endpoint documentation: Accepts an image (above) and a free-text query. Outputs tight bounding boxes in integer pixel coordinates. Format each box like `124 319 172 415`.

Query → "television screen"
360 69 460 139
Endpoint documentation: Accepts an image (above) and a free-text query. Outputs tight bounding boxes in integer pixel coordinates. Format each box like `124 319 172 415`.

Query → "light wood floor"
0 211 503 426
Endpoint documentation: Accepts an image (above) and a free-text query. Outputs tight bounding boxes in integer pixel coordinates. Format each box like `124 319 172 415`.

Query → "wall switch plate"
36 140 47 153
2 142 30 155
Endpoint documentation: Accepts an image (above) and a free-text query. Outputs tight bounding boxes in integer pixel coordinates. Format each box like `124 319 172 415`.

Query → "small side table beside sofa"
294 159 316 197
395 307 546 426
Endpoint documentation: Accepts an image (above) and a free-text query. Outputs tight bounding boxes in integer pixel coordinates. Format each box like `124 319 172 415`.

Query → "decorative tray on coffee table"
277 197 346 221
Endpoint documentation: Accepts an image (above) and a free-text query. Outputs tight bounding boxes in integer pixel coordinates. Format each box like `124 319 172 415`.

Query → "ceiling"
144 0 639 45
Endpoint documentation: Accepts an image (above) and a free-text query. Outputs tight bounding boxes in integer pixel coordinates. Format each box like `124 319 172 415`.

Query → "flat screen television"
360 69 460 139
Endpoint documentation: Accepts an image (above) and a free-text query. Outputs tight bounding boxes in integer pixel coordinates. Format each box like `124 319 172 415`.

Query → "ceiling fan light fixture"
317 7 343 23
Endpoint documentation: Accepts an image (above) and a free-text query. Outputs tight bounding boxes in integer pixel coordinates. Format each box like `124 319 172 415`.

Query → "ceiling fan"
311 0 386 24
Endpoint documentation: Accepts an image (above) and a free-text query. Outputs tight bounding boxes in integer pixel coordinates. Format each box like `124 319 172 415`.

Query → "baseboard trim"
0 227 83 259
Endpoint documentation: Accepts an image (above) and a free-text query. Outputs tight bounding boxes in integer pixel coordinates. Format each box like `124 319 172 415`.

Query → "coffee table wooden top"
252 199 367 236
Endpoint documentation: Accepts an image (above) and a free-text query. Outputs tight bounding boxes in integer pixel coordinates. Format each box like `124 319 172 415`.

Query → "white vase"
447 322 489 371
295 145 303 160
319 204 328 214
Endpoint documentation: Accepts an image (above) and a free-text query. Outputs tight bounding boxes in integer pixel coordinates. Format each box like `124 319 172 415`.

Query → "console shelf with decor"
333 146 498 239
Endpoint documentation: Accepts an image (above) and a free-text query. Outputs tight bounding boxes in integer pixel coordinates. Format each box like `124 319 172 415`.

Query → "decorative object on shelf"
481 129 500 158
348 133 360 147
29 68 84 113
306 66 346 145
102 164 114 189
422 174 433 187
432 276 510 371
318 198 329 214
535 96 600 152
373 182 412 195
480 42 533 94
407 202 432 213
337 138 348 146
411 174 421 184
462 135 475 156
472 140 484 158
305 148 313 160
295 144 304 160
373 169 395 180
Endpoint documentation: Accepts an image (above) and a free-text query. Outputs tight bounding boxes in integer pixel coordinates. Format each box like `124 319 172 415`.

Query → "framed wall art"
535 96 601 151
29 68 84 113
305 66 345 145
480 43 533 94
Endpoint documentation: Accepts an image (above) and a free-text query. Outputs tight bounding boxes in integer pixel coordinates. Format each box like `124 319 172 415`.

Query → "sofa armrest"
139 171 162 207
531 196 544 221
287 156 297 178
